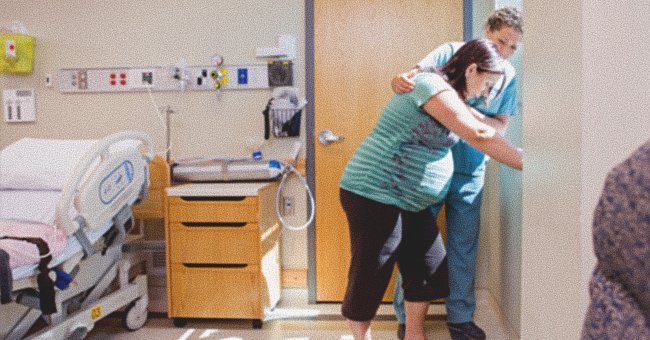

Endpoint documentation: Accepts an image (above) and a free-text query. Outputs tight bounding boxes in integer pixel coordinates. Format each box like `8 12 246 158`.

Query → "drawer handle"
183 263 248 268
180 196 246 202
181 222 248 228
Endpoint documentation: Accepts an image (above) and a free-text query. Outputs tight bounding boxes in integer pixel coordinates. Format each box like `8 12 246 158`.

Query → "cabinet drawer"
169 264 261 319
168 196 258 223
169 222 259 264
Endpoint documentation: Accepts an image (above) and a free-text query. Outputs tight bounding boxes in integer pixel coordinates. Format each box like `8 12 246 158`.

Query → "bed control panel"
3 89 36 123
99 160 135 205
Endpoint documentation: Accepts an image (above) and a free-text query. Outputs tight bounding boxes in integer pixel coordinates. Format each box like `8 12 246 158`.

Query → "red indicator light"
120 80 126 85
110 73 116 79
110 80 116 85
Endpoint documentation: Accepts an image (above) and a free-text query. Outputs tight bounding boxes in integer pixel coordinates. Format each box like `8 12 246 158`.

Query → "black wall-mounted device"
268 60 293 87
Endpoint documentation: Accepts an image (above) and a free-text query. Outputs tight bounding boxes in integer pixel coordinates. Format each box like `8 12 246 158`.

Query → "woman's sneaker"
447 321 486 340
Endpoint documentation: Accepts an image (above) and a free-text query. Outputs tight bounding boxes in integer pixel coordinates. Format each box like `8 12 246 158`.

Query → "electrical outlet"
129 68 155 88
282 196 295 216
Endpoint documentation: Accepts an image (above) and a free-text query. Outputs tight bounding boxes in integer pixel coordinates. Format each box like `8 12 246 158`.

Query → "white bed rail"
55 131 153 235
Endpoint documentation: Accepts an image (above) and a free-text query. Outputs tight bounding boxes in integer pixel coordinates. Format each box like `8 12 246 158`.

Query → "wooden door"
313 0 463 302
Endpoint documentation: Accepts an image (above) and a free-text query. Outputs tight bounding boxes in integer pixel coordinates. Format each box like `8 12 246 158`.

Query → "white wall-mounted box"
3 89 36 122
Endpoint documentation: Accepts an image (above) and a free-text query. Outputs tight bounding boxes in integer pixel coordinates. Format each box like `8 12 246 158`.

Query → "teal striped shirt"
340 73 456 212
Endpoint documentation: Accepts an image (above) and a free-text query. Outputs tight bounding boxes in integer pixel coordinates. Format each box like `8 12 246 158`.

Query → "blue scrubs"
393 42 519 324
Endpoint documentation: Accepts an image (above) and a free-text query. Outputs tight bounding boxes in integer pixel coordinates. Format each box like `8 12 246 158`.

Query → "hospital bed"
0 131 153 339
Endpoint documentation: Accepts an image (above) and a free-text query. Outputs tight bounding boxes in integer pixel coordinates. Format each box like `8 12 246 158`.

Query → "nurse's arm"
422 90 523 171
391 66 421 94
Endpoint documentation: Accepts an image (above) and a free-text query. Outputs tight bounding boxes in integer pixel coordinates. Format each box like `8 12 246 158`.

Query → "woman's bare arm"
467 106 509 136
423 91 523 170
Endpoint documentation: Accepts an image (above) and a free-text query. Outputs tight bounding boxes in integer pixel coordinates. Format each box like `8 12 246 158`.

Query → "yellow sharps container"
1 34 35 74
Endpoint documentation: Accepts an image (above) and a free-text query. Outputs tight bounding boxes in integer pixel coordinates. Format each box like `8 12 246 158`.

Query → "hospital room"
1 1 649 339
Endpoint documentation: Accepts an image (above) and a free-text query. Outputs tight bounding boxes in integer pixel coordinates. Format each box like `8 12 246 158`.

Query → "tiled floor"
89 288 517 339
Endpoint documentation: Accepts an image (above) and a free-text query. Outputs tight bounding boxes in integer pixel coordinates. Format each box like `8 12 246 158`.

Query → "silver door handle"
318 130 345 145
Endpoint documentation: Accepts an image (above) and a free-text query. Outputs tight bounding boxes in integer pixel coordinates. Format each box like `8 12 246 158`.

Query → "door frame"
304 0 474 303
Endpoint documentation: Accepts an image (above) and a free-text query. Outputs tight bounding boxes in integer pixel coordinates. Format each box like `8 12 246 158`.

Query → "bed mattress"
0 189 114 281
0 190 62 226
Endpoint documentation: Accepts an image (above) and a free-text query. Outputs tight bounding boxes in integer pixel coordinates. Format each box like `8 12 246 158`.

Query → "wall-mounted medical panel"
59 64 272 93
3 89 36 122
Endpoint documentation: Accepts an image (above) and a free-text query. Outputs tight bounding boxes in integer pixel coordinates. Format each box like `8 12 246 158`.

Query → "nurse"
390 6 523 340
339 39 522 340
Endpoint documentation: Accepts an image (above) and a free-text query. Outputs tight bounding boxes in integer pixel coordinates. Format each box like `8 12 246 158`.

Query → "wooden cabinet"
165 182 281 328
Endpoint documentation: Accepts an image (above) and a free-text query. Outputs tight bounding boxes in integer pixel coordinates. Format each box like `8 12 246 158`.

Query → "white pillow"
0 138 97 190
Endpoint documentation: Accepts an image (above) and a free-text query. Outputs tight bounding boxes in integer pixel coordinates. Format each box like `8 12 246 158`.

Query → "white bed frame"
0 131 153 340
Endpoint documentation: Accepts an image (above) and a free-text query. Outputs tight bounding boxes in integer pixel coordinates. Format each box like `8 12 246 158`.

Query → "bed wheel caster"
252 319 263 329
123 296 149 331
173 318 188 327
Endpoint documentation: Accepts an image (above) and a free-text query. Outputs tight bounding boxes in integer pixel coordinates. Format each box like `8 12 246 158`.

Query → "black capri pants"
340 189 449 321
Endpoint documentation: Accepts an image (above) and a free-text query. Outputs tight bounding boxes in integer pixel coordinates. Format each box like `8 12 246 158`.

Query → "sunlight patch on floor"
264 307 321 321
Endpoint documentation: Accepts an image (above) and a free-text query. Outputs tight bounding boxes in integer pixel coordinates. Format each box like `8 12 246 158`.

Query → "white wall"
0 1 308 269
475 1 650 338
521 1 650 338
520 0 584 337
581 0 650 320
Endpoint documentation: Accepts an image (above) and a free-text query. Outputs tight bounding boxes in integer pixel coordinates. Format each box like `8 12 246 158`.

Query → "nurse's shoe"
448 321 486 340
